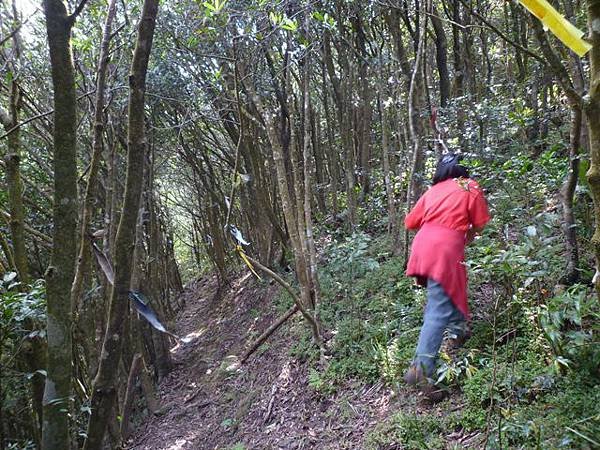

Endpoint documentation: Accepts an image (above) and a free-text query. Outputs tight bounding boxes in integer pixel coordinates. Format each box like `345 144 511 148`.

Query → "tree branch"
0 89 97 140
69 0 91 23
529 17 582 107
0 7 39 48
458 0 547 65
0 210 52 246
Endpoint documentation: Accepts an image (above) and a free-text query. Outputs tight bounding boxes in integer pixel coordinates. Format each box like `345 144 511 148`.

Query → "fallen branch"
240 303 299 364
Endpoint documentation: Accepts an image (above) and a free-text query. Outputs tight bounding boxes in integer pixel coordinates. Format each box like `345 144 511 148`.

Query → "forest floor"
126 270 485 450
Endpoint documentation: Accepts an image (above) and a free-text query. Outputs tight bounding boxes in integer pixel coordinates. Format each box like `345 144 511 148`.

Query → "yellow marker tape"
519 0 592 57
236 245 262 280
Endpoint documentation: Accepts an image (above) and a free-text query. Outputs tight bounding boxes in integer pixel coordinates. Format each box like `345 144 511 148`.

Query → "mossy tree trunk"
42 0 81 448
530 17 583 285
0 5 46 442
586 0 600 295
1 82 28 284
0 0 28 284
83 0 159 448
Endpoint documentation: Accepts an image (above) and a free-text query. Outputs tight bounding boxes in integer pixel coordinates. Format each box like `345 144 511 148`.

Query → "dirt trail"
127 272 476 450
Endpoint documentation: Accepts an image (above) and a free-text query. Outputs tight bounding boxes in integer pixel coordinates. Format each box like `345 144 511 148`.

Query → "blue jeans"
413 279 467 378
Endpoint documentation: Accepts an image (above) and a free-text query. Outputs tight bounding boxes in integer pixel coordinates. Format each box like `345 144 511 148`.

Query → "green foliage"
0 274 46 335
365 412 445 450
293 141 598 447
293 234 420 392
537 285 599 375
0 276 46 448
435 349 479 385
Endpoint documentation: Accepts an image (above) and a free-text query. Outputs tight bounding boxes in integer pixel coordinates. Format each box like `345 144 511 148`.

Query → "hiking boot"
404 365 448 403
403 365 427 386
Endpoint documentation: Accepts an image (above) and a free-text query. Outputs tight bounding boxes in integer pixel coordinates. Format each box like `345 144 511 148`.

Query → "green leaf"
281 18 297 31
269 11 281 25
312 11 324 21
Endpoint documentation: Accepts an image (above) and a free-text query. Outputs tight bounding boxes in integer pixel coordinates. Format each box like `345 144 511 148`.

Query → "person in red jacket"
403 153 490 402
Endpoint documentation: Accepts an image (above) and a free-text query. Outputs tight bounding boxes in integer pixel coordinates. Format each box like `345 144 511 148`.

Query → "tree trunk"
561 106 582 284
1 80 29 284
83 1 159 448
248 85 323 348
430 4 450 107
378 90 399 252
71 0 118 315
585 0 600 296
302 55 321 315
323 30 356 227
42 1 80 448
119 353 142 441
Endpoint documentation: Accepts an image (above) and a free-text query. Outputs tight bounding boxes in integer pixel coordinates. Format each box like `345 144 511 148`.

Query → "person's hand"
466 225 484 244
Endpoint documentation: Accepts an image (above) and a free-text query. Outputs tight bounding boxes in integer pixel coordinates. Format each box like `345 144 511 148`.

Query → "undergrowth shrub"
0 274 46 449
292 233 421 391
364 412 445 450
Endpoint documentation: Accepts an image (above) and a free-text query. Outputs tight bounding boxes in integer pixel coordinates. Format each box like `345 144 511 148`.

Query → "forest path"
127 272 478 450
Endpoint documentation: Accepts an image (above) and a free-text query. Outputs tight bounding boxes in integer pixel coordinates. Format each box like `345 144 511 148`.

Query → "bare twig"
0 209 52 246
0 90 97 139
0 7 39 47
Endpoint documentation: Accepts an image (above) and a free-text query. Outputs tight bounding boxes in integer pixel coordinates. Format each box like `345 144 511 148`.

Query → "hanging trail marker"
90 236 180 341
228 225 262 280
236 244 262 281
518 0 592 57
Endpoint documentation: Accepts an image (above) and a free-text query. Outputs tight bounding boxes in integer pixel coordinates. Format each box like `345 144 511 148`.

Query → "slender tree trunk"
310 108 327 215
42 1 80 449
0 6 47 442
1 81 29 284
119 353 142 441
71 0 118 315
83 1 159 448
406 7 428 206
0 0 29 284
0 231 17 272
530 17 584 286
323 30 356 227
321 58 339 216
249 86 323 347
378 90 399 252
430 5 450 107
302 55 321 315
585 0 600 297
561 106 582 284
404 4 428 262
